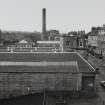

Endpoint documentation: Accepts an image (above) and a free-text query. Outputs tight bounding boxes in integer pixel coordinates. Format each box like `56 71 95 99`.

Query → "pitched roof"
0 61 79 73
19 40 28 44
18 38 33 44
0 52 95 73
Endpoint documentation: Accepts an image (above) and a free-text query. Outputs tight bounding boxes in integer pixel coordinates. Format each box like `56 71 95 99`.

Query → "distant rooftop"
37 41 60 44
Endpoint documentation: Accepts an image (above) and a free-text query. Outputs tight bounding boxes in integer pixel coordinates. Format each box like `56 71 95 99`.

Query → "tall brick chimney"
42 8 46 40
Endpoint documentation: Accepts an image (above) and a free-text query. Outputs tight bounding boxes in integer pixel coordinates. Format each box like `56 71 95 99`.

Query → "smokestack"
42 8 46 40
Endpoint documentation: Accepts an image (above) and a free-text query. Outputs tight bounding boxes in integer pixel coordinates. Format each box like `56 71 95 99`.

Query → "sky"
0 0 105 33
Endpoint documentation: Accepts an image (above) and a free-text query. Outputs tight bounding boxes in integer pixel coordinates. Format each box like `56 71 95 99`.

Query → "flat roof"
0 52 95 73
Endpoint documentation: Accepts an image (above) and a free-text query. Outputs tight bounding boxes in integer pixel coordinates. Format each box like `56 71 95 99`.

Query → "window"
79 42 83 47
66 41 70 46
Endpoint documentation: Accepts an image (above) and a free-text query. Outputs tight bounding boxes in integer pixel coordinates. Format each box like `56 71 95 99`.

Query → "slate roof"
0 52 95 73
0 61 78 73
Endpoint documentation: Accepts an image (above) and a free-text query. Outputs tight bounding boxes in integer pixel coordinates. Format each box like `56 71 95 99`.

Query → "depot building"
0 52 96 98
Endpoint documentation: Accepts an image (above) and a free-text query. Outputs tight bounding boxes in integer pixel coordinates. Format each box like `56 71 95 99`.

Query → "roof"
61 34 77 37
0 61 78 73
19 40 28 44
18 38 34 43
37 41 60 44
0 52 95 73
